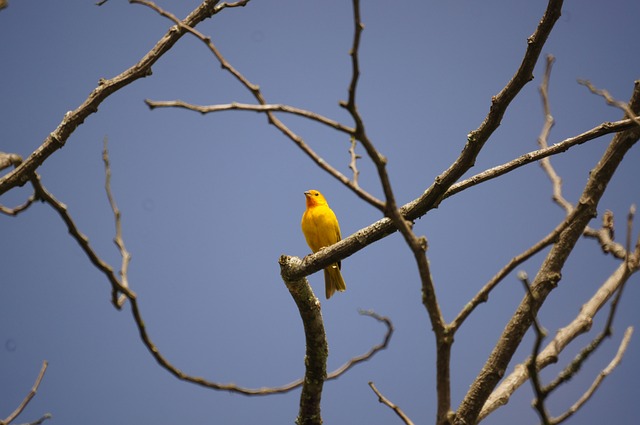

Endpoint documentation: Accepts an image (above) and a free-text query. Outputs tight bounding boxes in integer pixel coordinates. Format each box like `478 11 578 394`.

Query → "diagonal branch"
340 2 450 423
0 0 223 197
579 79 640 127
410 0 565 218
369 381 415 425
458 79 640 425
1 361 48 425
479 258 637 420
442 115 639 201
549 327 633 424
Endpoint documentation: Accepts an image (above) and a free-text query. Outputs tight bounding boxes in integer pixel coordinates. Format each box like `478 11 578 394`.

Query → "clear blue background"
1 1 639 424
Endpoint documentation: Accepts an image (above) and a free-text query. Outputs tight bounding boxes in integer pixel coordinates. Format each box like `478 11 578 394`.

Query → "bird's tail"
324 264 346 299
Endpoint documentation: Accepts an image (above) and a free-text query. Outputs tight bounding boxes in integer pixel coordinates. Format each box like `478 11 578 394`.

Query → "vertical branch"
102 138 131 308
279 256 327 425
537 55 573 214
517 271 552 425
341 1 450 423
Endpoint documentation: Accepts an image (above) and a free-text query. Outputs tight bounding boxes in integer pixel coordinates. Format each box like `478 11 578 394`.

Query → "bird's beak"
304 191 311 197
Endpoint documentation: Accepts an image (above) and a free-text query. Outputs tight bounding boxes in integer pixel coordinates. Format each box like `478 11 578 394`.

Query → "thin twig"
451 215 572 330
213 0 250 14
31 175 134 300
579 80 640 127
583 210 627 259
443 116 639 201
326 310 393 380
1 361 48 425
0 194 36 216
144 100 355 135
368 382 415 425
348 136 361 187
19 413 53 425
102 138 131 308
537 55 573 214
517 271 551 425
550 327 633 424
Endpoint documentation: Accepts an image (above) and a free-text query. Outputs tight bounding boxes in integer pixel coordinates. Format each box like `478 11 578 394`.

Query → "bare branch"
457 78 640 425
0 152 37 216
102 138 131 309
144 99 355 134
1 361 48 425
480 253 637 420
348 136 361 187
518 271 551 425
443 116 639 201
579 79 640 127
32 175 133 300
369 381 415 425
278 256 326 425
0 0 223 196
340 1 450 422
550 327 633 424
451 218 571 330
412 0 564 220
0 151 22 171
18 413 53 425
134 0 384 211
537 55 573 214
326 310 393 380
583 210 627 259
0 194 36 216
625 204 636 270
213 0 250 14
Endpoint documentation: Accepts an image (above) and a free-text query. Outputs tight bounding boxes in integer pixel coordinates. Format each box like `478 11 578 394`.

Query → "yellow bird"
301 190 347 299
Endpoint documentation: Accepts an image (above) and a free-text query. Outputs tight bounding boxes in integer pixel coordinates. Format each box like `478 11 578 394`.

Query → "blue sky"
1 1 639 424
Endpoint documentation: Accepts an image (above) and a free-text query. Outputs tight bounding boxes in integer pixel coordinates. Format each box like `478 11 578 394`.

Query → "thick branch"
479 257 635 420
410 0 564 216
455 80 640 425
279 256 327 425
